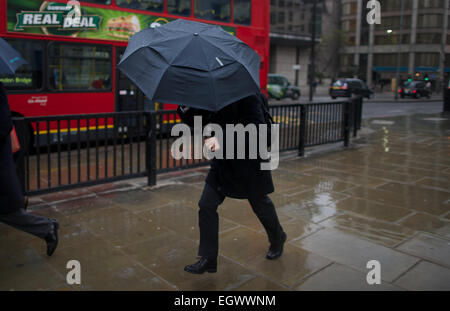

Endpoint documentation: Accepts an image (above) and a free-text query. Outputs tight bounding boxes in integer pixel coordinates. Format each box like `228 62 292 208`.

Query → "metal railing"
12 96 363 195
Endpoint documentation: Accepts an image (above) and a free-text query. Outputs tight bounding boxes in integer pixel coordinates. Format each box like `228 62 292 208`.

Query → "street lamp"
309 0 317 102
386 29 393 34
394 0 405 100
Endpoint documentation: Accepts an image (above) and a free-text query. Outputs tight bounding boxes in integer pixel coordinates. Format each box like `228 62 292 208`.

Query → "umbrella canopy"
118 19 260 112
0 38 27 74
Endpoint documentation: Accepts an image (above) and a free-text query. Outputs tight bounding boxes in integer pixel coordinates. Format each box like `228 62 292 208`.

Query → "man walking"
0 81 59 256
179 93 286 274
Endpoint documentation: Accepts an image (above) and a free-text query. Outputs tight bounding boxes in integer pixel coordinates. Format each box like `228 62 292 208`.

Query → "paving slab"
296 263 402 291
293 228 420 282
394 261 450 291
396 233 450 268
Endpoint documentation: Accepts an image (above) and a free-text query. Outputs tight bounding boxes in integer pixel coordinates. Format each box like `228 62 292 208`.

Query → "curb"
366 99 442 104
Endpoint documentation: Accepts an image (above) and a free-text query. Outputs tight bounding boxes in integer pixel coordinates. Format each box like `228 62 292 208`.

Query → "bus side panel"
236 27 269 94
0 0 6 34
8 92 115 117
236 0 270 94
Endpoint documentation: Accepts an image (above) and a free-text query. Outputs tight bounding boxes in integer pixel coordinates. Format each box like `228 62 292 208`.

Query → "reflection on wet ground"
1 112 449 290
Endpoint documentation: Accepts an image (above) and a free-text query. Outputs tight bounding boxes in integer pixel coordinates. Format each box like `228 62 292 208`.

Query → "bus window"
0 40 43 91
234 0 251 25
116 0 163 11
195 0 231 22
167 0 191 16
80 0 112 5
48 44 112 91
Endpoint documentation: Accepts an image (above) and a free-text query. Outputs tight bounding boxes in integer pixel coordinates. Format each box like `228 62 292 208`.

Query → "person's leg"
0 209 59 256
197 183 225 259
248 195 285 245
0 209 53 239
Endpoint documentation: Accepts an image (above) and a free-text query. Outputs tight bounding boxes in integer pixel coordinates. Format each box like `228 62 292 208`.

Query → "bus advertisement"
0 0 270 146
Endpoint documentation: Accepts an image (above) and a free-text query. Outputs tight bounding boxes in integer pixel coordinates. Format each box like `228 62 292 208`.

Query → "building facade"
340 0 450 91
269 0 341 94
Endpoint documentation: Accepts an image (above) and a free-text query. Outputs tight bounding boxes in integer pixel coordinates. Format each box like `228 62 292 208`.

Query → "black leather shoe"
184 257 217 274
266 232 287 260
45 220 59 257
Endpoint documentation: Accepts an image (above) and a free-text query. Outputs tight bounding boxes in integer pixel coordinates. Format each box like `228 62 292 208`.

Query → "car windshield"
333 80 346 87
269 76 283 85
403 81 413 87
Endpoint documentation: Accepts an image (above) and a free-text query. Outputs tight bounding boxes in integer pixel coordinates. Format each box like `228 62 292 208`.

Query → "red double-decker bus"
0 0 270 142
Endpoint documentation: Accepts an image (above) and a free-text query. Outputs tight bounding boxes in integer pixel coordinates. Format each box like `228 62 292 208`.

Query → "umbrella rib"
197 37 219 110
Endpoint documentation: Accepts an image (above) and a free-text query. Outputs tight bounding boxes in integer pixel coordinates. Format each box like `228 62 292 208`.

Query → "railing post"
357 96 363 130
298 104 307 156
343 100 351 147
352 97 358 137
12 117 27 194
146 112 157 186
352 95 363 137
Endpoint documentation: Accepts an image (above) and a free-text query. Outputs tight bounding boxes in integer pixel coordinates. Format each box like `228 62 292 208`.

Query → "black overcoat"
0 82 23 214
177 93 274 199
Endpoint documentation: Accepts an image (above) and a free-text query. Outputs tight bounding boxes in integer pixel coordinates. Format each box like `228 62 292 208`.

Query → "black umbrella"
0 38 27 74
118 19 260 112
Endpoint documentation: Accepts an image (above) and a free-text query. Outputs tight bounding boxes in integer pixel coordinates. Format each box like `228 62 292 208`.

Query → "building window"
348 36 356 45
374 34 410 45
167 0 191 16
419 0 444 9
48 44 111 91
195 0 231 22
418 14 444 28
234 0 251 25
0 40 44 91
415 53 440 67
374 53 408 67
416 33 442 44
116 0 164 11
375 16 412 31
342 19 356 32
340 54 354 67
278 11 285 23
270 11 276 25
381 0 413 12
342 2 357 15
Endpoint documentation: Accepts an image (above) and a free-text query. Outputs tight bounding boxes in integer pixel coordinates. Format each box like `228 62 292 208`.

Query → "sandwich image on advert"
106 15 140 39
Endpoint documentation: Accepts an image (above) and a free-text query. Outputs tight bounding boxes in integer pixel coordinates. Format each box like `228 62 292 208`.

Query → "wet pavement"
1 111 449 291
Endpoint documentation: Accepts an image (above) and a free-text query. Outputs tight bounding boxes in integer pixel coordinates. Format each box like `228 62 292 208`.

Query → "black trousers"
198 183 284 259
0 209 52 239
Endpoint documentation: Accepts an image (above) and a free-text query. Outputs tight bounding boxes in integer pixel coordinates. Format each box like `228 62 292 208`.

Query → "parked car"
267 74 301 100
398 81 431 99
329 78 373 99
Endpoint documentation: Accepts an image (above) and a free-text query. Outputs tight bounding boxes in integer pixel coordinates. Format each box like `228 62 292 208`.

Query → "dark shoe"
184 257 217 274
45 220 59 257
266 232 287 260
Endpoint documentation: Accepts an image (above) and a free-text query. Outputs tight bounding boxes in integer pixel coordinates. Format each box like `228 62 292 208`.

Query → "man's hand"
204 137 220 152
